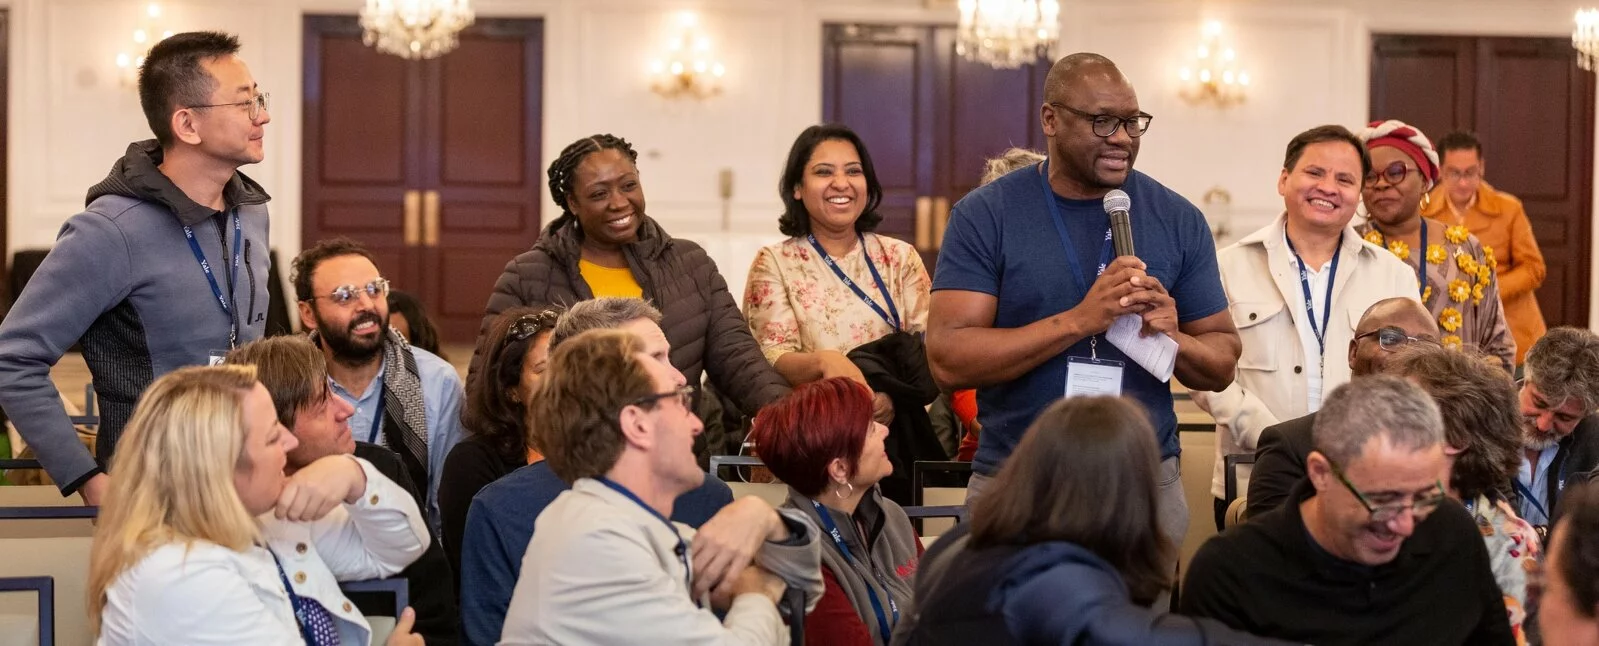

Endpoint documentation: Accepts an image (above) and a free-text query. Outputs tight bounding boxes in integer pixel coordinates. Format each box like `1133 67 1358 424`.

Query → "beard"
1523 424 1562 451
316 309 387 366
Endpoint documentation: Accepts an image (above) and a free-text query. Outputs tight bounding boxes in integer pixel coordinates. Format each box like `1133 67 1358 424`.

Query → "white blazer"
499 478 825 646
1193 214 1416 500
97 457 429 645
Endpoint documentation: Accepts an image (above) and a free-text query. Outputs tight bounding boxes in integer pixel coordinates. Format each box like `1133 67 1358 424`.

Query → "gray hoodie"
785 486 920 646
0 140 271 492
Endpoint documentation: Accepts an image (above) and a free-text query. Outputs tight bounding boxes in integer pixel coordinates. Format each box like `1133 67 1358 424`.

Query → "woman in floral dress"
1354 119 1514 372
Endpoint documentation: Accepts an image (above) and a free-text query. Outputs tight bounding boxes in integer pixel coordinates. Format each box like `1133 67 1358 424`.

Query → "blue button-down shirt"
1516 445 1559 525
330 348 463 532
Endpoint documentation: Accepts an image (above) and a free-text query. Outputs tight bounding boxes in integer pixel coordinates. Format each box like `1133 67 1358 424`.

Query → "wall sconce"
114 3 173 86
1177 21 1249 108
648 12 725 100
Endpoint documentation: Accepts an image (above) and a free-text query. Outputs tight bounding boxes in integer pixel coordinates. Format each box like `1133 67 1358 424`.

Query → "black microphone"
1104 189 1135 257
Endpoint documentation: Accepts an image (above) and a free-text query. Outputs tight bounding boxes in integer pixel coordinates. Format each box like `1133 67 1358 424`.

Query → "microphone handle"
1110 210 1136 257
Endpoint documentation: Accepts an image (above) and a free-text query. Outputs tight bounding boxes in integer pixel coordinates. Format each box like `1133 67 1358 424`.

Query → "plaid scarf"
312 327 430 474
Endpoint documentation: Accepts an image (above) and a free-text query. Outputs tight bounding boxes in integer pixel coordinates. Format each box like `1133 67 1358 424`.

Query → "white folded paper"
1105 313 1178 382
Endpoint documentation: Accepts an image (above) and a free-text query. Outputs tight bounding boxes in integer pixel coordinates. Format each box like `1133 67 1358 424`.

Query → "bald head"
1044 52 1125 104
1348 297 1440 376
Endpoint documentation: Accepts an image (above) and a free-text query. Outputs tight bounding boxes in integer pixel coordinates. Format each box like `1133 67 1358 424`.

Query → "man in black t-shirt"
1183 376 1513 646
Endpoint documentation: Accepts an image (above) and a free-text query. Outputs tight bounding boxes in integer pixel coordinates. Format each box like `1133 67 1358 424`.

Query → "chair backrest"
0 537 91 646
911 461 971 536
0 576 54 646
726 482 788 507
340 578 409 645
901 505 966 547
1223 453 1256 505
0 487 95 540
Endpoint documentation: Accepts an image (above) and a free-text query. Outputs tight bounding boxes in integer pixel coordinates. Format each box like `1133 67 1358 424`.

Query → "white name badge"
208 350 229 366
1065 356 1124 398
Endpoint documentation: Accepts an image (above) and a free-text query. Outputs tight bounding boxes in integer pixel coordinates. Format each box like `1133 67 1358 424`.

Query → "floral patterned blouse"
1355 220 1515 371
742 233 931 365
1468 495 1540 646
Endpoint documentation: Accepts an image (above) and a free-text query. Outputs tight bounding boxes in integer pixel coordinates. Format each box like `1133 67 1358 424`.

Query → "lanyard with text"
595 476 693 596
367 398 386 445
1283 233 1341 360
1039 161 1115 359
811 500 898 643
807 233 901 330
269 550 328 646
183 211 243 348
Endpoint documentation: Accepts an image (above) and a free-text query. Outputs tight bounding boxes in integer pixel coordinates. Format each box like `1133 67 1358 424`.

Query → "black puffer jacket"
471 215 790 416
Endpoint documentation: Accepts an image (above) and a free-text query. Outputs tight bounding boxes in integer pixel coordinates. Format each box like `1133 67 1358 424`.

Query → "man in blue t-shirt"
928 53 1239 547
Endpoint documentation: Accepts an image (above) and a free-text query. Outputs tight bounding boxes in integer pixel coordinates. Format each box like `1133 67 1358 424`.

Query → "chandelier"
1576 9 1599 71
1177 21 1250 108
648 12 726 100
955 0 1061 70
359 0 476 60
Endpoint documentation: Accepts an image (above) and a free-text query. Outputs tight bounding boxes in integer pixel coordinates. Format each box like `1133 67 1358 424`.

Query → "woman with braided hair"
1353 119 1514 372
469 134 790 434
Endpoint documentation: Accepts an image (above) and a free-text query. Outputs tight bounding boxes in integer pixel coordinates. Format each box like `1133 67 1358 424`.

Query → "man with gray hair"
1515 326 1599 536
1182 376 1514 645
456 297 735 646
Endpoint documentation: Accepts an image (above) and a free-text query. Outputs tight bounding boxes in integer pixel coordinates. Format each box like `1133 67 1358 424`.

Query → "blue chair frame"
0 575 54 646
339 578 409 619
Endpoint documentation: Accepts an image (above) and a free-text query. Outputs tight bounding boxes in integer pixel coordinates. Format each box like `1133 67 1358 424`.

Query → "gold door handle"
932 196 950 249
422 190 440 247
403 190 421 246
914 196 933 251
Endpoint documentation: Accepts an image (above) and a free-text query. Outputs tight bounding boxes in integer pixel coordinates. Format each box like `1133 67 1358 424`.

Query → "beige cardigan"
1193 215 1416 500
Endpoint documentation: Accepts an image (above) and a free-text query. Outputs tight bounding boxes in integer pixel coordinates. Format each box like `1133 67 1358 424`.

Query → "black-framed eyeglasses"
508 310 561 342
188 92 271 122
307 278 390 306
1327 456 1446 524
1049 102 1154 138
1354 326 1440 352
1364 160 1417 187
630 385 696 410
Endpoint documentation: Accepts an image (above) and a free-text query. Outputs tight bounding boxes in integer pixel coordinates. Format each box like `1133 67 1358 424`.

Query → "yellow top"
578 259 643 298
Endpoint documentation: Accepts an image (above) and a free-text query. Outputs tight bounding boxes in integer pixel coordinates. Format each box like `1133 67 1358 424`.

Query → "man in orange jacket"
1425 131 1547 366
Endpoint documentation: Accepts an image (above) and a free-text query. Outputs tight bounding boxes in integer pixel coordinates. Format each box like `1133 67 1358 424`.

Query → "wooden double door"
822 24 1051 267
1370 35 1594 328
302 16 544 343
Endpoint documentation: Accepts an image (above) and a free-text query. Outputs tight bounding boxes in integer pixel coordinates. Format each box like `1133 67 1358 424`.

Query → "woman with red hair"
750 377 920 646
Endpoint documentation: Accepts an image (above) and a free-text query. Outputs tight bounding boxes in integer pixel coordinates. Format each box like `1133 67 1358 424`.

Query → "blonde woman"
88 365 429 645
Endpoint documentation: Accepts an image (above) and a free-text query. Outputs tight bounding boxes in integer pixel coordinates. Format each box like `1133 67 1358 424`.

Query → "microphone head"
1103 190 1132 214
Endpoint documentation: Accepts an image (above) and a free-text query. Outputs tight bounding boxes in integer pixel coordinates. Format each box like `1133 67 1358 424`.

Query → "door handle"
422 190 440 247
932 197 950 249
403 190 421 246
914 196 933 251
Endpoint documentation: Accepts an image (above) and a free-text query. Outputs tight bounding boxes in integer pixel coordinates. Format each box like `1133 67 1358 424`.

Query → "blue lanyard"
183 211 243 347
269 550 328 646
1374 224 1428 298
1283 233 1341 357
810 500 898 643
806 233 901 330
1514 477 1550 521
595 476 693 596
366 398 385 445
1038 161 1114 294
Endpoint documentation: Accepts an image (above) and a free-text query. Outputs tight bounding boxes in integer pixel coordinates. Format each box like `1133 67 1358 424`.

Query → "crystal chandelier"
359 0 476 60
955 0 1061 70
1576 9 1599 72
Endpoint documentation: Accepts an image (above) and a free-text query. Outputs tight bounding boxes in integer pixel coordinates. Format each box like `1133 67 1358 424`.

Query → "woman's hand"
385 608 425 646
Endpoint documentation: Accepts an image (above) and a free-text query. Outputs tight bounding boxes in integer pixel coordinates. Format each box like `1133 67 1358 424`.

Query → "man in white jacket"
1194 124 1416 531
500 329 823 645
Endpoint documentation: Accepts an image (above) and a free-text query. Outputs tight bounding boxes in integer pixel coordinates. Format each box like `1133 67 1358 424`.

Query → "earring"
834 481 854 499
1421 191 1432 210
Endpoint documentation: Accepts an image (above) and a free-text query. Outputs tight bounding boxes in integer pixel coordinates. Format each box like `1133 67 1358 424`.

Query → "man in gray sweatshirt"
0 31 272 503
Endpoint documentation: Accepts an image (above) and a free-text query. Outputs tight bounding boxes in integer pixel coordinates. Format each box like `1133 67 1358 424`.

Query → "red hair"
749 377 874 497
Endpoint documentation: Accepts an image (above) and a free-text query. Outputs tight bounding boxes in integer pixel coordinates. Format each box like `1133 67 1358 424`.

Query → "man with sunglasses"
1246 296 1439 518
1513 327 1599 541
1196 125 1417 532
929 53 1240 552
0 32 273 505
1184 376 1515 645
291 237 464 533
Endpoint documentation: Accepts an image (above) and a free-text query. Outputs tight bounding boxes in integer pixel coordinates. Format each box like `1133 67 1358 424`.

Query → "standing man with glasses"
0 32 273 504
291 237 464 533
1194 125 1415 531
1247 296 1440 518
1424 131 1547 368
928 53 1240 553
1182 376 1515 646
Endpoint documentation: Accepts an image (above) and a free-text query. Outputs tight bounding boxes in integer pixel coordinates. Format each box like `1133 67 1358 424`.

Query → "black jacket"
1246 412 1316 519
849 332 946 506
352 442 460 646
